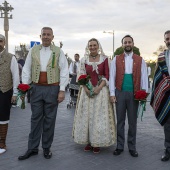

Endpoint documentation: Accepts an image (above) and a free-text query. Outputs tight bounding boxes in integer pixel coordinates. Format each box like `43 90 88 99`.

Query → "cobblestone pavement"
0 91 170 170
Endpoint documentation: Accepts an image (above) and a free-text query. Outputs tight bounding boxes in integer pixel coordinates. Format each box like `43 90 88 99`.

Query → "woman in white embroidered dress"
72 38 116 153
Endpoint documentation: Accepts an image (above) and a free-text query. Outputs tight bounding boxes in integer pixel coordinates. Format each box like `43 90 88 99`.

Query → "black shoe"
18 150 38 160
161 149 170 162
129 150 138 157
43 148 52 159
113 149 124 156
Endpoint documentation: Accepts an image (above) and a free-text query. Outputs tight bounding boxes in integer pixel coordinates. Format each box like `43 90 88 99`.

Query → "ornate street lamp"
0 1 14 52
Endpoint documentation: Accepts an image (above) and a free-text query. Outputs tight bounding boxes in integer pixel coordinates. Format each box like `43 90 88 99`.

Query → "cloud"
0 0 169 59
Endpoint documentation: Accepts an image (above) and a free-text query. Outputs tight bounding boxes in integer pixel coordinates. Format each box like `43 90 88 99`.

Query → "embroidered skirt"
72 86 116 147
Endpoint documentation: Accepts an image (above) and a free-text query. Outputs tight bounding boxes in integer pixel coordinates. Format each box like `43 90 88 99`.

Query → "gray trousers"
115 90 139 151
28 84 59 150
164 115 170 152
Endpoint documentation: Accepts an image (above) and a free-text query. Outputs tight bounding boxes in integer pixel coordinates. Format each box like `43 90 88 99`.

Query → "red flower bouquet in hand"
78 74 94 97
134 90 149 120
78 74 90 84
17 84 31 109
134 90 148 101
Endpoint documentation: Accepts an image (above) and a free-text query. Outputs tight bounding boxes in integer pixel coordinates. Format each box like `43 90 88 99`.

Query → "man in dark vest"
109 35 148 157
0 34 19 154
151 30 170 161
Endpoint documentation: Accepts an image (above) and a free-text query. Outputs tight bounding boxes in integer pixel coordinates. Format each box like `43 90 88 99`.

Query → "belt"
33 82 59 86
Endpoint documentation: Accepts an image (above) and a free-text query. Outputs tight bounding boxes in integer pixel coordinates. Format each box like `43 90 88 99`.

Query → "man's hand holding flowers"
17 84 31 109
134 90 149 120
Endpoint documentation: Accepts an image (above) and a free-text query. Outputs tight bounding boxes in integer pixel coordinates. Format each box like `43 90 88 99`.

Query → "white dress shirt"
0 49 19 96
22 46 69 91
147 67 151 76
69 61 80 75
109 52 148 96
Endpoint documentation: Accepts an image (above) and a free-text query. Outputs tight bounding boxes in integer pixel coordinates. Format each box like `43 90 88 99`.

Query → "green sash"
122 74 134 91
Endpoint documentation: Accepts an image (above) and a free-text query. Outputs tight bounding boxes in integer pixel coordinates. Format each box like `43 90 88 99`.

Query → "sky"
0 0 169 61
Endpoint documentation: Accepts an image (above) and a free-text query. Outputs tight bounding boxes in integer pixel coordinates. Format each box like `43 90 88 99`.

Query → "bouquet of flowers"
78 74 94 98
134 90 149 120
17 84 31 109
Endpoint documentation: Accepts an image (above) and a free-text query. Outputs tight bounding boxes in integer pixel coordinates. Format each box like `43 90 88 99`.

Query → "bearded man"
109 35 148 157
151 30 170 162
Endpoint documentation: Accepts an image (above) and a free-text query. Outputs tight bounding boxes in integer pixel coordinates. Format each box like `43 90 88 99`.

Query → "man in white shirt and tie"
69 53 80 76
109 35 148 157
69 53 80 96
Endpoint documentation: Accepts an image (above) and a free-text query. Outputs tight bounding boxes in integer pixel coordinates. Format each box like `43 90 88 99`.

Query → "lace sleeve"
101 57 109 86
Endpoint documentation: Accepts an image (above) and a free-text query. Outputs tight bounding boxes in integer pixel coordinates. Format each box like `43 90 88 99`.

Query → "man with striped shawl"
151 30 170 162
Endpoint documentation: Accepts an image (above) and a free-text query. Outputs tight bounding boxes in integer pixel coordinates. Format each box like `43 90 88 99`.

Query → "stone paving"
0 91 170 170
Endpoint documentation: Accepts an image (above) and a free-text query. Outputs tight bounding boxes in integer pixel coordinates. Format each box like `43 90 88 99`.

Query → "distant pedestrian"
147 64 151 88
18 62 23 83
151 30 170 162
0 34 19 154
69 53 80 96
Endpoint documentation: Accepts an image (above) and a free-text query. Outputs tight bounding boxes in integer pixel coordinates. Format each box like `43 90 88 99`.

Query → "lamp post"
103 30 114 59
59 41 63 48
0 1 14 52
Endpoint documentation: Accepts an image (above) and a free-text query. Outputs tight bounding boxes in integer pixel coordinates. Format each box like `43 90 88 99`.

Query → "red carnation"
17 84 31 109
78 74 91 85
134 90 150 121
77 74 94 97
78 75 88 81
134 90 148 101
18 84 31 92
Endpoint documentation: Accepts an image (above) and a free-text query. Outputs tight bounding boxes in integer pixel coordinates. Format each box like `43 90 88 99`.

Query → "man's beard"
166 43 170 49
124 46 133 53
0 46 4 52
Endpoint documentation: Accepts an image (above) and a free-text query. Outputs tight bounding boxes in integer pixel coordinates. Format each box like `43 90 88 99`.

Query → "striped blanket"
150 51 170 126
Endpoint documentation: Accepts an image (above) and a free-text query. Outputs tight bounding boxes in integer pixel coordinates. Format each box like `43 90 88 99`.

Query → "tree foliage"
153 45 166 56
147 45 166 79
114 46 140 56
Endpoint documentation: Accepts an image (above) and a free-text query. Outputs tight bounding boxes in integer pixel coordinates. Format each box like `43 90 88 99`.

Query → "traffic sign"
30 41 40 48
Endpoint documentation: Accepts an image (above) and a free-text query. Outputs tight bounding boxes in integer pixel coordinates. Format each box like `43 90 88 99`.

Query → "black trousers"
0 89 12 122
